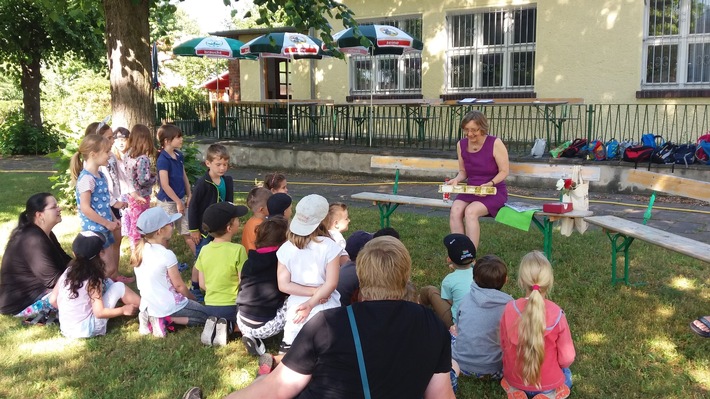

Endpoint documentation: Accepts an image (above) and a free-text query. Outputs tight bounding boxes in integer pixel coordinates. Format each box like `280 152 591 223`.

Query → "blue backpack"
642 133 664 148
673 143 696 167
606 138 619 159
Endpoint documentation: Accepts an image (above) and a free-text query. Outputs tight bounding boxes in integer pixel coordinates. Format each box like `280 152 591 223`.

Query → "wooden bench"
352 155 598 260
585 169 710 285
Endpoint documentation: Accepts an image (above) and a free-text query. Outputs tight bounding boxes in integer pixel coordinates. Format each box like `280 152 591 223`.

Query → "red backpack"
696 133 710 164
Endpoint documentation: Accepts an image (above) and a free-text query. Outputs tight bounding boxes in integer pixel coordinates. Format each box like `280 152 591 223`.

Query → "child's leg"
93 281 126 336
121 285 141 307
170 300 211 326
419 285 454 328
183 234 196 256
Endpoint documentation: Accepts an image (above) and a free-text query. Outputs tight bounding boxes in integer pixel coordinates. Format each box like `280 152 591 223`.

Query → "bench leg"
608 232 640 286
376 202 400 228
530 216 553 264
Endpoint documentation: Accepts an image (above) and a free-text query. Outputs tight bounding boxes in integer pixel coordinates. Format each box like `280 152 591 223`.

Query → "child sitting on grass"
133 207 210 337
50 232 140 339
324 202 350 265
196 202 248 347
420 233 476 328
276 194 341 353
450 255 512 388
500 251 575 399
242 187 272 251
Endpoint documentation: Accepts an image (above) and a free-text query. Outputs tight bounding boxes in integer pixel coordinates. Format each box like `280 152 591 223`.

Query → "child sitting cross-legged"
419 233 476 329
242 187 272 252
196 202 249 347
449 255 513 391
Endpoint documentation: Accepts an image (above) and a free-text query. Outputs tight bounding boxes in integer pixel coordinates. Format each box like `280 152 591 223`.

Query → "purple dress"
455 136 508 217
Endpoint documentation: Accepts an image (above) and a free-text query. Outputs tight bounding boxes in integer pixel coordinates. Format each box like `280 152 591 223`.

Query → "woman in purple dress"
448 110 509 249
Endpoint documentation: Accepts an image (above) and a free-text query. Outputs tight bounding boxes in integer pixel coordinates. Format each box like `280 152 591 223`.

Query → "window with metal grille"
446 6 536 93
349 17 422 96
643 0 710 88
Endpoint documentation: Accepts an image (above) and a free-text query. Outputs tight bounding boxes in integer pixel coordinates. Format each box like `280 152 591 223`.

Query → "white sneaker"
242 335 266 356
201 316 217 346
212 318 229 347
138 310 152 335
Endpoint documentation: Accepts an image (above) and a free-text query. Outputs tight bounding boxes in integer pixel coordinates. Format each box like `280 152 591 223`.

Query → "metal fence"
156 101 710 156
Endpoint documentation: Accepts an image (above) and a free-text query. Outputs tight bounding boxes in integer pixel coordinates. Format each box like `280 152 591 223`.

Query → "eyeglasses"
44 204 60 211
462 128 482 134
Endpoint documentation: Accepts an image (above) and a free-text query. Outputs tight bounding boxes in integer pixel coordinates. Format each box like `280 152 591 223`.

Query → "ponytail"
70 134 109 184
130 234 156 267
70 152 84 184
515 250 554 388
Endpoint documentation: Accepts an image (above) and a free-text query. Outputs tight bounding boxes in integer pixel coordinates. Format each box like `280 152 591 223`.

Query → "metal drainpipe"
309 28 316 100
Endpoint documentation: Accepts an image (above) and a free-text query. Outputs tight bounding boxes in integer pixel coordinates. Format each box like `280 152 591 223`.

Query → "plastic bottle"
443 178 451 202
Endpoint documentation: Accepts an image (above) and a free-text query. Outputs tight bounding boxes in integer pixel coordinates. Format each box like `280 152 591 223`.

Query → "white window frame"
445 6 537 93
348 16 423 96
642 0 710 89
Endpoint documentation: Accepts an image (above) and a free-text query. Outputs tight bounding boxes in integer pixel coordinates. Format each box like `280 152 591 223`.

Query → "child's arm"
182 169 191 207
198 270 206 291
187 180 204 244
79 190 118 231
293 257 340 323
89 283 138 319
49 283 60 308
277 262 318 297
158 169 185 213
556 312 576 368
167 264 196 300
440 277 454 306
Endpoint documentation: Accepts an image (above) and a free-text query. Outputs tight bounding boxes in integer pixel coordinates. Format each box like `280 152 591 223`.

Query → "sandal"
23 313 48 326
690 316 710 338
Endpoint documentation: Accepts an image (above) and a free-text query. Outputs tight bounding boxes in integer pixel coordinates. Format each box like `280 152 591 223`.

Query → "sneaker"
213 318 229 347
242 335 266 356
150 316 170 338
257 353 274 376
278 341 291 355
182 387 203 399
189 287 204 303
138 311 152 335
201 316 217 346
178 262 190 273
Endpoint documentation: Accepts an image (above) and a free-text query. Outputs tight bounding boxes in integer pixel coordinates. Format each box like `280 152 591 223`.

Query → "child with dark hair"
49 232 140 338
373 227 400 239
236 215 290 356
263 172 288 193
242 187 272 251
450 255 512 385
337 230 373 306
266 193 292 218
420 233 476 328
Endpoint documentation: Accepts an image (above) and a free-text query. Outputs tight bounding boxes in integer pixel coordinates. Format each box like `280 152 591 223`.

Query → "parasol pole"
369 46 374 147
287 59 291 143
216 65 221 139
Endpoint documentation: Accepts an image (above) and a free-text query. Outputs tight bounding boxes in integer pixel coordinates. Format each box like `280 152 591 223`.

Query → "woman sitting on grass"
49 232 140 338
0 193 72 320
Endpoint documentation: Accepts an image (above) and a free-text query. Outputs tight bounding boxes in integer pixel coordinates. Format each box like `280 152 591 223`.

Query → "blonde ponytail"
516 250 554 388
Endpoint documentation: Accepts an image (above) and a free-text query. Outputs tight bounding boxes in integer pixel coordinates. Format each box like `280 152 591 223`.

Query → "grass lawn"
0 172 709 398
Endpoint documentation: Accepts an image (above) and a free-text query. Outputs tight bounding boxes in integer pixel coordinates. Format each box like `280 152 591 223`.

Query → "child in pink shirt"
500 251 575 399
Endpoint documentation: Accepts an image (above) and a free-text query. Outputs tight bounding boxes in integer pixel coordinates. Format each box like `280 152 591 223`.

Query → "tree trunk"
103 0 153 130
20 57 42 128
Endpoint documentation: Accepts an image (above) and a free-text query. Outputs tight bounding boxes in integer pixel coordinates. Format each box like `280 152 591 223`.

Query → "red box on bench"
542 202 573 214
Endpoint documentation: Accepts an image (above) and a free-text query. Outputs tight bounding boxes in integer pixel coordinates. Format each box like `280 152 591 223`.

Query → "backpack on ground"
560 138 588 158
642 133 664 148
622 145 654 166
550 140 572 158
606 138 619 160
673 143 696 167
651 141 677 164
695 133 710 164
590 140 606 161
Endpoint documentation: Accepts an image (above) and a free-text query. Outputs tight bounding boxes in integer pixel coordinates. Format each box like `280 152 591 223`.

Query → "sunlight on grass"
648 337 680 364
669 276 696 291
580 331 606 345
688 364 710 391
18 335 85 355
655 304 675 319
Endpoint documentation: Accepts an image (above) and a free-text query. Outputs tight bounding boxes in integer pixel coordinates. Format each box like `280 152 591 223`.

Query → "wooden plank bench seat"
584 169 710 285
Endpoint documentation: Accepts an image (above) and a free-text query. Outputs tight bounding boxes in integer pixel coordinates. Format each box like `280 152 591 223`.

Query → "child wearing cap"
277 194 342 353
195 202 248 346
49 232 141 338
266 193 293 219
450 255 512 386
187 144 235 301
242 187 272 251
336 230 373 306
132 207 211 337
419 233 476 328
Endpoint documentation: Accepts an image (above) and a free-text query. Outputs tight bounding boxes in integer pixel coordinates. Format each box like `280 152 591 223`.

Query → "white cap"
289 194 329 236
137 207 182 235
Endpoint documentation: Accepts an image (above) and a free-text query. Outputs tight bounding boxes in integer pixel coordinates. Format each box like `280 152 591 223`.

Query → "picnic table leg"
376 202 399 228
530 216 553 263
608 232 640 286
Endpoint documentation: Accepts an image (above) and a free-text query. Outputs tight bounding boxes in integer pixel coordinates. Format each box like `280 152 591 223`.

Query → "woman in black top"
0 193 72 316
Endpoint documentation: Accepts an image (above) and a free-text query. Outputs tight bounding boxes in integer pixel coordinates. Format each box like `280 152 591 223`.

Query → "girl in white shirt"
50 232 140 339
277 194 341 353
132 207 210 337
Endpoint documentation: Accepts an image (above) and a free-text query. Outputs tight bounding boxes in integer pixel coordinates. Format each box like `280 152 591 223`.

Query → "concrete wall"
194 140 710 195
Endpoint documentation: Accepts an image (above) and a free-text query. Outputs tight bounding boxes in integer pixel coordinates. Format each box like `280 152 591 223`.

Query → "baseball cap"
72 231 106 260
202 202 249 233
137 207 182 235
345 230 374 261
289 194 329 236
443 233 476 265
267 193 293 217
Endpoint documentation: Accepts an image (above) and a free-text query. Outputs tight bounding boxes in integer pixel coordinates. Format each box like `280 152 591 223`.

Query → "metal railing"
156 101 710 156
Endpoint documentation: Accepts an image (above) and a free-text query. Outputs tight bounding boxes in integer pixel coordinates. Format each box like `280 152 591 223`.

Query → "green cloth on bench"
495 205 537 232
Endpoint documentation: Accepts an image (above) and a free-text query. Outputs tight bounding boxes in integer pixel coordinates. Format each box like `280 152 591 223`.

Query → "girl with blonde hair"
123 124 157 248
500 251 575 399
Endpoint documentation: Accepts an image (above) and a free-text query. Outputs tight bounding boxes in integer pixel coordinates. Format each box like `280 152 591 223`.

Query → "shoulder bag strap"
347 305 372 399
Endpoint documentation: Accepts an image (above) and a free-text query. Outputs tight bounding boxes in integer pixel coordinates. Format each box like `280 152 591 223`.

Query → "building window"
643 0 710 88
349 17 422 97
446 6 536 93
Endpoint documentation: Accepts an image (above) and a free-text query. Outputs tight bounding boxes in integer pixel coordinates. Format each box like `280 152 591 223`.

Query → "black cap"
345 230 374 262
202 202 248 233
267 193 293 217
443 233 476 265
72 231 106 260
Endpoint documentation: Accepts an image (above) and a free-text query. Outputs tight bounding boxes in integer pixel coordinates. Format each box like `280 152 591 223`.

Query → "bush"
47 133 80 210
0 109 66 155
182 139 206 185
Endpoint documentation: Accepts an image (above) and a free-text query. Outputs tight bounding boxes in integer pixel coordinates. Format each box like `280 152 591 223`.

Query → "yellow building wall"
239 1 710 105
